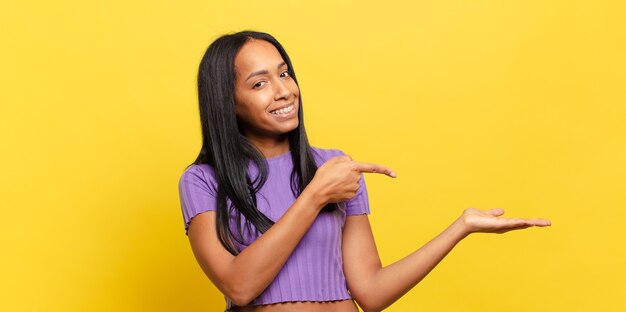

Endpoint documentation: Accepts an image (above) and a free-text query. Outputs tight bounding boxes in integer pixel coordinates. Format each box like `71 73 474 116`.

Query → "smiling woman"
233 39 300 143
177 30 551 312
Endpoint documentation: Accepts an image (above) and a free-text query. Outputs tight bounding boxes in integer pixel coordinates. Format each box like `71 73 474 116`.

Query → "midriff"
231 299 359 312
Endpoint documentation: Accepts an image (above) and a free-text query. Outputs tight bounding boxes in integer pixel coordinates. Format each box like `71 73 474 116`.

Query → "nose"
273 78 292 101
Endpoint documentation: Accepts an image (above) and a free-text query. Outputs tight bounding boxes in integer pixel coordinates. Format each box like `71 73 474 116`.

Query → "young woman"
178 31 551 312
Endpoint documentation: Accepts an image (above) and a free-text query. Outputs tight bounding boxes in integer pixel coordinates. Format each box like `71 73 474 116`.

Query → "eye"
253 81 266 89
280 70 290 78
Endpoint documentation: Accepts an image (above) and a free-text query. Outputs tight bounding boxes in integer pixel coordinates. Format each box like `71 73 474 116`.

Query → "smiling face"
233 39 300 143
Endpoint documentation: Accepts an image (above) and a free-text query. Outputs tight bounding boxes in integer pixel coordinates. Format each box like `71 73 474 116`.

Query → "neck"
245 133 290 158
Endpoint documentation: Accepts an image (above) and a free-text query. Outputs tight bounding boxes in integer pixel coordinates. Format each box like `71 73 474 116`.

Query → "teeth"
270 104 294 115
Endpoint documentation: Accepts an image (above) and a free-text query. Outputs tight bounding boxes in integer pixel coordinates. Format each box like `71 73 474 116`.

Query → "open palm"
461 208 551 234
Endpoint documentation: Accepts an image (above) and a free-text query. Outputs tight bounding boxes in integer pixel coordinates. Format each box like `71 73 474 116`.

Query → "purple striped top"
178 147 370 310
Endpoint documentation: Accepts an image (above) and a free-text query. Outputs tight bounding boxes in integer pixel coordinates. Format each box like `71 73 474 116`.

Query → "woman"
178 30 551 312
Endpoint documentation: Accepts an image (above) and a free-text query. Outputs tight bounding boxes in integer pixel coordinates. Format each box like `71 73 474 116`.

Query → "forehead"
234 39 285 74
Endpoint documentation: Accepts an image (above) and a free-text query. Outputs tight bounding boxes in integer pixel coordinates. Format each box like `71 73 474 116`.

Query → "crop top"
178 147 370 311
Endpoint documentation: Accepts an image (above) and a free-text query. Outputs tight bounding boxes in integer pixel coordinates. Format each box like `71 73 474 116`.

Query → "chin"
282 119 300 134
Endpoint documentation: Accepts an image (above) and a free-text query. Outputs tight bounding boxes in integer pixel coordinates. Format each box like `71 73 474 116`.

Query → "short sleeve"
178 165 218 235
345 172 370 215
312 147 371 216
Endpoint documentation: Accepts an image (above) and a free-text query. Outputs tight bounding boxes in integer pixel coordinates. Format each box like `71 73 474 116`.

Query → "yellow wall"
2 0 625 311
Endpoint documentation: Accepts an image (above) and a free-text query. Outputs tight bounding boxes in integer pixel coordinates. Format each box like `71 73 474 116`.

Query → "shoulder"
310 146 347 163
178 164 220 234
178 163 219 193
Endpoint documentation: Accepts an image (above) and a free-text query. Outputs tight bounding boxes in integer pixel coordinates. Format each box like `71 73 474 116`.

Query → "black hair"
192 30 336 255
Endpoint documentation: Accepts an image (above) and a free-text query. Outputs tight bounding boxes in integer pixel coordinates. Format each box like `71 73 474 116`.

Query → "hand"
307 155 396 207
458 208 551 235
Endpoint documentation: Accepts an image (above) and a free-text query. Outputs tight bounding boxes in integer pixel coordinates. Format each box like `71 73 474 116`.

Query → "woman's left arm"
342 208 551 312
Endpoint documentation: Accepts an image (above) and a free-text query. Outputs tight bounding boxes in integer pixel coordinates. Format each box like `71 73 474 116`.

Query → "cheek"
234 98 254 121
235 98 268 125
235 105 256 123
290 82 300 97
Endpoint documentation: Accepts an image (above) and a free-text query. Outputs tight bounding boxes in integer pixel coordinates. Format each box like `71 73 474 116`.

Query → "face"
233 39 300 141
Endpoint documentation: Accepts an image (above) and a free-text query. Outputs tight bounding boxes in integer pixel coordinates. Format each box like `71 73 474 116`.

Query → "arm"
342 208 551 312
188 188 323 306
187 156 395 306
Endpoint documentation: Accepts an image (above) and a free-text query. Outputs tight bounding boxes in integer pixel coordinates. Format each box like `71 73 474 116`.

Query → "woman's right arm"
186 156 396 306
187 188 323 306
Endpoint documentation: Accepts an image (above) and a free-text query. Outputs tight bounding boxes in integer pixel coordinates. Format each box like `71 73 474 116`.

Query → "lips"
269 101 296 115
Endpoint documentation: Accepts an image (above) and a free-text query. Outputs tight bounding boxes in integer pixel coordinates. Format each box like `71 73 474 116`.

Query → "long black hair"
192 30 336 255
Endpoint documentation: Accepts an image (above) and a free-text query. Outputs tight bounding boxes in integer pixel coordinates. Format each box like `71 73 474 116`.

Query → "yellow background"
2 0 625 311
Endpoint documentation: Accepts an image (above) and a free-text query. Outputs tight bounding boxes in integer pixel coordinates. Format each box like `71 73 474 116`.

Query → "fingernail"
390 171 397 178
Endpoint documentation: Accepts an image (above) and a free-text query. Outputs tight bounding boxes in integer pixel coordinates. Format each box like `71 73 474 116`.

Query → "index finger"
353 161 397 178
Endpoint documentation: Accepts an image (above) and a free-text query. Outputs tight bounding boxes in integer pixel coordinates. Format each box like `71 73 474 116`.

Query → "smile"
269 104 295 115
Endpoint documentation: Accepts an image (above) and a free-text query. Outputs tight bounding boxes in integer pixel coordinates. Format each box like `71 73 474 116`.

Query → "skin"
232 39 300 158
187 39 552 312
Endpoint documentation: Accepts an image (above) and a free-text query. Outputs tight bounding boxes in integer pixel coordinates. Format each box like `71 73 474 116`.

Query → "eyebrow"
245 61 287 82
